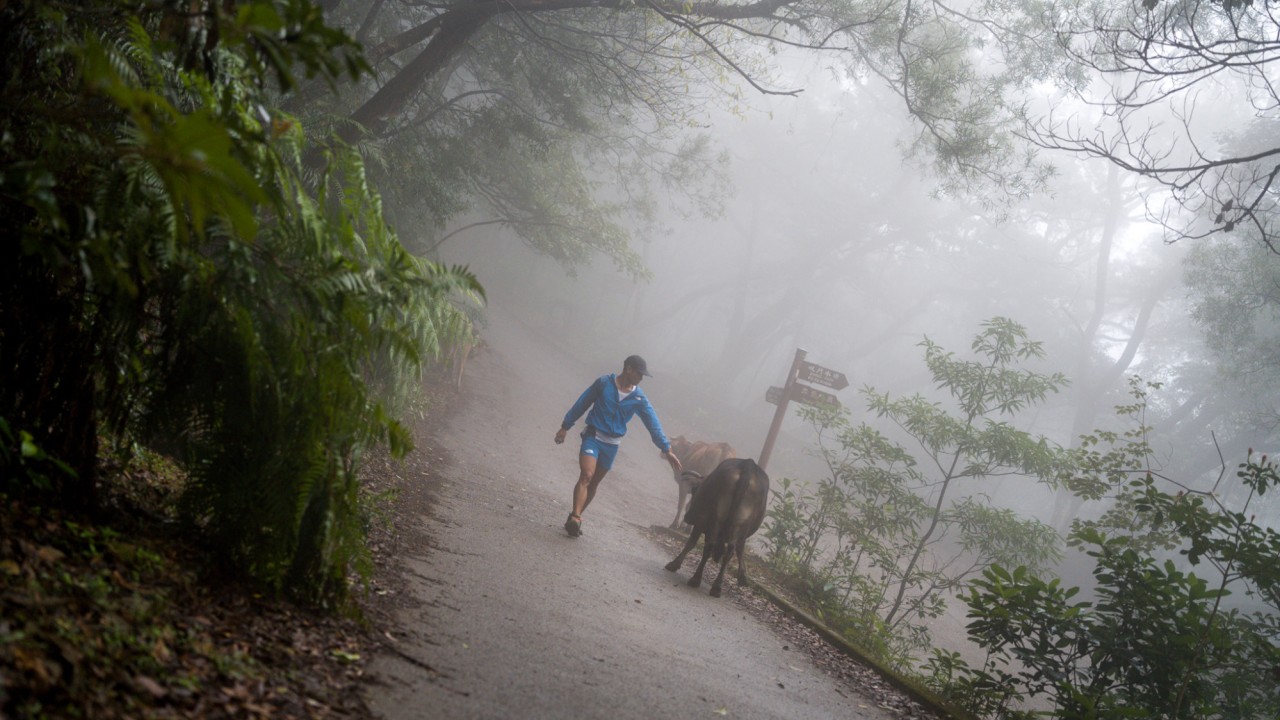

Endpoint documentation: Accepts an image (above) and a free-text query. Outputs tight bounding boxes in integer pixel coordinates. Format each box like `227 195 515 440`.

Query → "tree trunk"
341 8 492 143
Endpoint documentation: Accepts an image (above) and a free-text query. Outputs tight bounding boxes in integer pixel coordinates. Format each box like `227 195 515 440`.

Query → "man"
555 355 682 538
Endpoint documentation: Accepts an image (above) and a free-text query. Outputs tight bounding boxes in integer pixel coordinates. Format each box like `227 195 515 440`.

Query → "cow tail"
716 459 756 551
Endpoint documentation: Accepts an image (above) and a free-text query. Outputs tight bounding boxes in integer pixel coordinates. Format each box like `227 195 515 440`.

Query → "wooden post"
759 347 806 471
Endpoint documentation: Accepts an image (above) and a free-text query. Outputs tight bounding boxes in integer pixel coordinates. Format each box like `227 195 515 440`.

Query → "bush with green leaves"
0 418 76 496
1 1 480 603
930 384 1280 719
763 318 1066 665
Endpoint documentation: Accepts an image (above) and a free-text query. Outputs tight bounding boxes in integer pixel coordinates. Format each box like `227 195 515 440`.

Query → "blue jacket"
562 374 671 452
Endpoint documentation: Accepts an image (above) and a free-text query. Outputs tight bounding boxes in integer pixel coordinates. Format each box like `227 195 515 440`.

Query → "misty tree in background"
1026 0 1280 248
628 80 957 397
629 73 1071 404
291 0 1070 277
1036 163 1191 533
1183 235 1280 445
927 383 1280 720
1045 123 1280 526
1006 115 1280 533
1126 123 1280 510
762 318 1065 665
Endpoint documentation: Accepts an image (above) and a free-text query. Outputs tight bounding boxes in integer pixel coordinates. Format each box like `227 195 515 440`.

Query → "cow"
667 435 736 530
664 458 770 598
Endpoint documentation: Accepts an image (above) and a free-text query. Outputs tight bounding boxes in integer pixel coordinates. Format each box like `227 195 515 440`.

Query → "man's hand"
554 428 567 445
662 451 682 472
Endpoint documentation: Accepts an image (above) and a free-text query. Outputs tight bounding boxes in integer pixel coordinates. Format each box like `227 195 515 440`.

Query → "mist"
7 1 1279 715
412 36 1280 669
430 49 1275 520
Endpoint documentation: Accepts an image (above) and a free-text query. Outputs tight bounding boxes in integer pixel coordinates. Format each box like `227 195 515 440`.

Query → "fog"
415 46 1280 637
431 50 1265 512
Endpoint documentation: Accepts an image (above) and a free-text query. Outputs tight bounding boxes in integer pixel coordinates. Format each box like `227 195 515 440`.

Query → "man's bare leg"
567 454 609 536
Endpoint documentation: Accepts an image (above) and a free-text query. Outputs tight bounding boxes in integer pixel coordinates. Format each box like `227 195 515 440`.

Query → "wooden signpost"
766 383 839 408
758 348 847 470
798 360 849 390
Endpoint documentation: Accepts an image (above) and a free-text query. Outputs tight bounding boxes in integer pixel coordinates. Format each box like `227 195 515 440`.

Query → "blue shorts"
580 436 620 471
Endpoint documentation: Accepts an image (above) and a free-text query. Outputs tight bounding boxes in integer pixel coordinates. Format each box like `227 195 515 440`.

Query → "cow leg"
664 527 702 573
669 481 687 530
709 541 736 598
734 538 749 585
688 533 717 589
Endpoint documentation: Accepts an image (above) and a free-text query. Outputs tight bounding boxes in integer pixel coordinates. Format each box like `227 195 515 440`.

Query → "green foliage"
149 140 480 603
314 0 735 275
1059 378 1160 501
1183 237 1280 442
935 387 1280 719
0 418 77 495
763 318 1067 666
1 1 480 603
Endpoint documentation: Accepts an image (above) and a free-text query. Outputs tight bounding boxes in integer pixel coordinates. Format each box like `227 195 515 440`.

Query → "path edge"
650 525 979 720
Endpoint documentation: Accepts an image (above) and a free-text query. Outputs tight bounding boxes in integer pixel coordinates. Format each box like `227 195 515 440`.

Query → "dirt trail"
363 305 905 720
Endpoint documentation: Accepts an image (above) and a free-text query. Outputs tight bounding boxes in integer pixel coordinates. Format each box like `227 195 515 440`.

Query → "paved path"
364 305 897 720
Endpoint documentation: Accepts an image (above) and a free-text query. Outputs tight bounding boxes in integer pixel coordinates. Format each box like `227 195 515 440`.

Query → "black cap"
624 354 652 377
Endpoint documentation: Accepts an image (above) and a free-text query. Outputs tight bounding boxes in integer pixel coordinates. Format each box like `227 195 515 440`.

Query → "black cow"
664 458 769 598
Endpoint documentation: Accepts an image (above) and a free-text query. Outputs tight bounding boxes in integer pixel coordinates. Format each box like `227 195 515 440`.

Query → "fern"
3 2 469 604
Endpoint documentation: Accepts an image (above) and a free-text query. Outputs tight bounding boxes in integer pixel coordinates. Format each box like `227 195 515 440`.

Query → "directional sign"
799 361 849 390
760 348 844 471
766 384 841 408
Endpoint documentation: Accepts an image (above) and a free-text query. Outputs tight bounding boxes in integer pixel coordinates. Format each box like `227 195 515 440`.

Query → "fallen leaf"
35 545 65 563
12 646 60 688
152 639 172 663
330 649 360 664
136 675 167 698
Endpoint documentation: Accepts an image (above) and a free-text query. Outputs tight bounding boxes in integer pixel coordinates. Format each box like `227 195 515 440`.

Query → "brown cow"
664 458 770 598
667 435 736 530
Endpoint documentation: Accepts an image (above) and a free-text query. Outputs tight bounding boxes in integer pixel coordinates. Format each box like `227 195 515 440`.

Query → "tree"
762 318 1066 665
1 0 480 602
1184 237 1280 434
929 386 1280 720
1025 0 1280 248
297 0 1061 276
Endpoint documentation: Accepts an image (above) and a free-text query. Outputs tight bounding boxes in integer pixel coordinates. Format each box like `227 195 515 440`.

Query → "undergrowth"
0 446 371 719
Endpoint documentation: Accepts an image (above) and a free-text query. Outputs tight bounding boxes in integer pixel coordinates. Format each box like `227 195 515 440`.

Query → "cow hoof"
663 561 680 572
686 576 702 589
709 586 722 598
